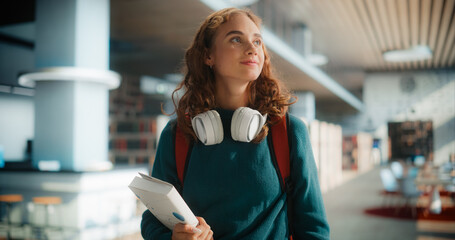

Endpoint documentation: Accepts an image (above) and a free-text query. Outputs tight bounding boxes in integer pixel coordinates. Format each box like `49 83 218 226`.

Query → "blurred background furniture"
398 177 423 217
379 168 399 206
30 196 62 240
0 194 23 240
390 161 404 179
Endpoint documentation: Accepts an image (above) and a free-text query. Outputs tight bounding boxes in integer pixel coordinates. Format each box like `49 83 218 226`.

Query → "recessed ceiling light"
383 45 432 62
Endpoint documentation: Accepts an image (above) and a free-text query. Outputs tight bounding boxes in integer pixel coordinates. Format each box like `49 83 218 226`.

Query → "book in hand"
128 173 198 230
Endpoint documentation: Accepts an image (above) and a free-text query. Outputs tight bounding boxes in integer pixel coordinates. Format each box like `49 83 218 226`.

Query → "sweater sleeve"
288 115 330 240
141 120 179 240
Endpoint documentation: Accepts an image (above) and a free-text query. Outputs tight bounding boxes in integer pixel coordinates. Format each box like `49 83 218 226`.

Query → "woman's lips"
240 60 258 66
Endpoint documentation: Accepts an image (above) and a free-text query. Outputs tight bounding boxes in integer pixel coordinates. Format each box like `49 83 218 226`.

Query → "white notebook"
128 173 198 230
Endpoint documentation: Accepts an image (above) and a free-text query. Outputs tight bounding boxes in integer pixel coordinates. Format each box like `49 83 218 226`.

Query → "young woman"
141 7 330 240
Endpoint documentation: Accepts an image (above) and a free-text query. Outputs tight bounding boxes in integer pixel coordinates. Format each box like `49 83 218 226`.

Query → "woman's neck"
215 80 249 110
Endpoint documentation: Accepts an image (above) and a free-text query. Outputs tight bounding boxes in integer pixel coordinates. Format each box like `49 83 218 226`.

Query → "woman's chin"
244 72 261 82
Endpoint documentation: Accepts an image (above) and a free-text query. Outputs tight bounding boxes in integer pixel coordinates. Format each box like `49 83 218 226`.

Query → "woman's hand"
172 217 214 240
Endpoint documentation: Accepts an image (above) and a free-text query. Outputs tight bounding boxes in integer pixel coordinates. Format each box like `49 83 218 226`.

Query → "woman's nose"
245 42 258 55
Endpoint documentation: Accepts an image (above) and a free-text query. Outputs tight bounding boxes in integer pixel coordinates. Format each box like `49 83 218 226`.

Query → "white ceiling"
1 0 452 115
297 0 455 71
108 0 455 112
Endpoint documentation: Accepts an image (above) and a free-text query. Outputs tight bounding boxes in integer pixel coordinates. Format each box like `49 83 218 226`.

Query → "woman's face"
207 13 265 87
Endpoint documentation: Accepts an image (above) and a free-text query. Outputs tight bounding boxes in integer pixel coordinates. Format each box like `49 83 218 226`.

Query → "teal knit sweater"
141 109 330 239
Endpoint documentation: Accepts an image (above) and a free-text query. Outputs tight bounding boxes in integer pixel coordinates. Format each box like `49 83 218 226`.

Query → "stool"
0 194 23 240
31 196 62 240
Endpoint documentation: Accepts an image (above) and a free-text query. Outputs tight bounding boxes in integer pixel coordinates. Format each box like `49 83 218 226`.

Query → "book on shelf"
128 173 198 230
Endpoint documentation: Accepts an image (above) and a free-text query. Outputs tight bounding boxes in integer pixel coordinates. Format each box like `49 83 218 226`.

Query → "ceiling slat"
397 0 412 69
433 0 455 68
410 0 420 69
419 0 432 68
352 0 387 71
286 0 455 73
365 0 391 70
448 43 455 66
377 0 397 70
317 0 355 68
386 0 406 70
343 0 382 70
332 0 372 67
376 0 394 50
440 13 455 67
321 0 361 69
321 0 346 28
426 0 445 68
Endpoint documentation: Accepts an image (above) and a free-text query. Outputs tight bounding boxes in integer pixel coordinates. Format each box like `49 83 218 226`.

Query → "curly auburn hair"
170 7 295 143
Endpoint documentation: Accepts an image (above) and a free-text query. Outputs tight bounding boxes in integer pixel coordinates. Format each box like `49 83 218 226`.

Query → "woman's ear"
205 55 213 67
204 48 214 67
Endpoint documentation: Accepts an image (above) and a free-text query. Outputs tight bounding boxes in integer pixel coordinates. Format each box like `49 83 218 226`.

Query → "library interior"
0 0 454 239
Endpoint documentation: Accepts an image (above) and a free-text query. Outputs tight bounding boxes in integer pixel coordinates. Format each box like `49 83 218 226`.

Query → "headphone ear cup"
231 107 266 142
208 110 224 144
231 107 245 141
191 110 223 145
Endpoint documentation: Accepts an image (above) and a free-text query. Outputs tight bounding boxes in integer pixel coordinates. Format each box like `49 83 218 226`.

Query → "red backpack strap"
175 125 188 185
270 113 291 188
268 113 294 239
173 122 193 191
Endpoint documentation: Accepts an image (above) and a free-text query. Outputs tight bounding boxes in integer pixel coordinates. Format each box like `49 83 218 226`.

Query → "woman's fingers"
172 217 213 240
195 217 213 240
192 227 203 234
174 223 195 233
173 223 198 240
201 228 213 240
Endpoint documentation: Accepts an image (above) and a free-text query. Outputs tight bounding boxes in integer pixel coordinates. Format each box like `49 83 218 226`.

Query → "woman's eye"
231 37 241 43
254 39 262 46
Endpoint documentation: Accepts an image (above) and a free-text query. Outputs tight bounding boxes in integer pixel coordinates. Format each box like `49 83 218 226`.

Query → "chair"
30 196 62 240
390 161 403 179
379 169 399 206
414 155 425 167
0 194 24 240
397 177 423 217
407 167 419 179
429 187 441 214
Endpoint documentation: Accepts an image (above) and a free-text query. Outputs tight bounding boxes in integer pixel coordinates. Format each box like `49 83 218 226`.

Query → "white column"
20 68 119 171
19 0 120 171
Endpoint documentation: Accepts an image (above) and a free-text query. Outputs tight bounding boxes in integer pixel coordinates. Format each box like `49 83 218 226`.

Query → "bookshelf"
388 121 433 162
342 133 373 173
108 75 166 168
108 117 157 165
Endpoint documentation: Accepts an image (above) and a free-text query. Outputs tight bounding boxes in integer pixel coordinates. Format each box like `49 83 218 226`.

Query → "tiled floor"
323 167 455 240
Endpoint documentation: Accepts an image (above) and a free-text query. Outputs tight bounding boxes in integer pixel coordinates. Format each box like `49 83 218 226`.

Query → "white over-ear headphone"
191 107 267 145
